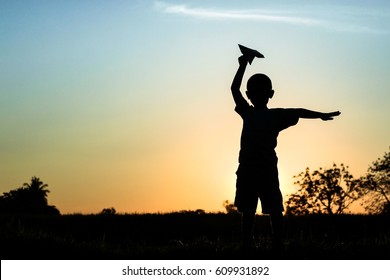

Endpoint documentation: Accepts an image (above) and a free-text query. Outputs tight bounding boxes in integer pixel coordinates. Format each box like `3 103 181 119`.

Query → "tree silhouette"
285 164 363 215
23 176 50 205
360 148 390 214
99 207 117 215
0 176 60 215
223 200 238 214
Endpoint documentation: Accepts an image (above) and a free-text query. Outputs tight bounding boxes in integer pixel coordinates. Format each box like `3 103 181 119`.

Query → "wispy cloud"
154 1 388 35
155 1 321 25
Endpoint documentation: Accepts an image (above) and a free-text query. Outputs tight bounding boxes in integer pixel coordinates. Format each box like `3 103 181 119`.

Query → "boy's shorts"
234 164 284 214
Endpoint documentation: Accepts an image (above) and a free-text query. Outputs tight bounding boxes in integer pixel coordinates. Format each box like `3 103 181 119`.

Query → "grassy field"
1 212 389 260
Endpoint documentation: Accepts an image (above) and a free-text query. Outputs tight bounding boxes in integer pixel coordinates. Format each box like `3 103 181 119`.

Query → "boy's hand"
238 55 248 67
321 111 341 121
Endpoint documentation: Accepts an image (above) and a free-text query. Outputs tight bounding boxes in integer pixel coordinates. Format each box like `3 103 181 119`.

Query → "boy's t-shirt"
235 101 299 166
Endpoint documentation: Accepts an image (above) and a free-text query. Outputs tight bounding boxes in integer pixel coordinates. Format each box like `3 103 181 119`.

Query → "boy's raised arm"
231 56 248 106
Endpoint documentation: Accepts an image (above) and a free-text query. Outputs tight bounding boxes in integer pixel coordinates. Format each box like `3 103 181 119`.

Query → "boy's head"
246 73 274 107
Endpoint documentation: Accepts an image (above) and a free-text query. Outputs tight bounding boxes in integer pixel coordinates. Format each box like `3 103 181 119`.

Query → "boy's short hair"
247 73 273 93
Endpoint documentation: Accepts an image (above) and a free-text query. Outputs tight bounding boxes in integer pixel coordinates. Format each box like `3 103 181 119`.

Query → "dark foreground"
1 212 389 260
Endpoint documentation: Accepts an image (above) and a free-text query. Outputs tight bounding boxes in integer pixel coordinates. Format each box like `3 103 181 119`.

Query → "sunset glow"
1 1 389 214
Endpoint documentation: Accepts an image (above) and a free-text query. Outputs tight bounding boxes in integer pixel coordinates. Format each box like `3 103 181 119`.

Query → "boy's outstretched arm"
231 55 248 106
294 109 341 121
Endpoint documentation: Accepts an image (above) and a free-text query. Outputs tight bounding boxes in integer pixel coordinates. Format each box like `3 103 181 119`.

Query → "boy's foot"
271 238 285 257
243 238 255 249
241 235 258 256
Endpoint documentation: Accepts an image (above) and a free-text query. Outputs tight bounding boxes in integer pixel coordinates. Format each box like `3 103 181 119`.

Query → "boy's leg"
235 166 258 249
270 211 284 251
242 211 256 248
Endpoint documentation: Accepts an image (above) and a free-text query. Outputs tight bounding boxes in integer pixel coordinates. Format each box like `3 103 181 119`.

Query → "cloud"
154 1 388 34
155 1 321 25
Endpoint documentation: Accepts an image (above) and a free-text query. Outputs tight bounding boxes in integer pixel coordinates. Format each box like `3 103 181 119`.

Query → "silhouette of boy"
231 55 340 251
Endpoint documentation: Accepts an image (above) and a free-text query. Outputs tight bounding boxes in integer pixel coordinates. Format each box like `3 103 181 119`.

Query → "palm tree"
23 176 50 205
0 176 60 215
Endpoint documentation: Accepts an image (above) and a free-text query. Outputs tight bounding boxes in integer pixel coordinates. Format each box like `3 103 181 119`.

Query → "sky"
1 0 389 214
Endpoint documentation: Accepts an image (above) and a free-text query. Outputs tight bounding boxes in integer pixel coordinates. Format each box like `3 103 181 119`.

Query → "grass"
1 212 389 260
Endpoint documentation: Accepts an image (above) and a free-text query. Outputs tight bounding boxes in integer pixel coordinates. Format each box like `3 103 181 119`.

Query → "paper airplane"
239 44 264 64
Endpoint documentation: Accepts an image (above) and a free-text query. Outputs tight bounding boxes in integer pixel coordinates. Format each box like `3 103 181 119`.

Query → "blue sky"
1 0 389 213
